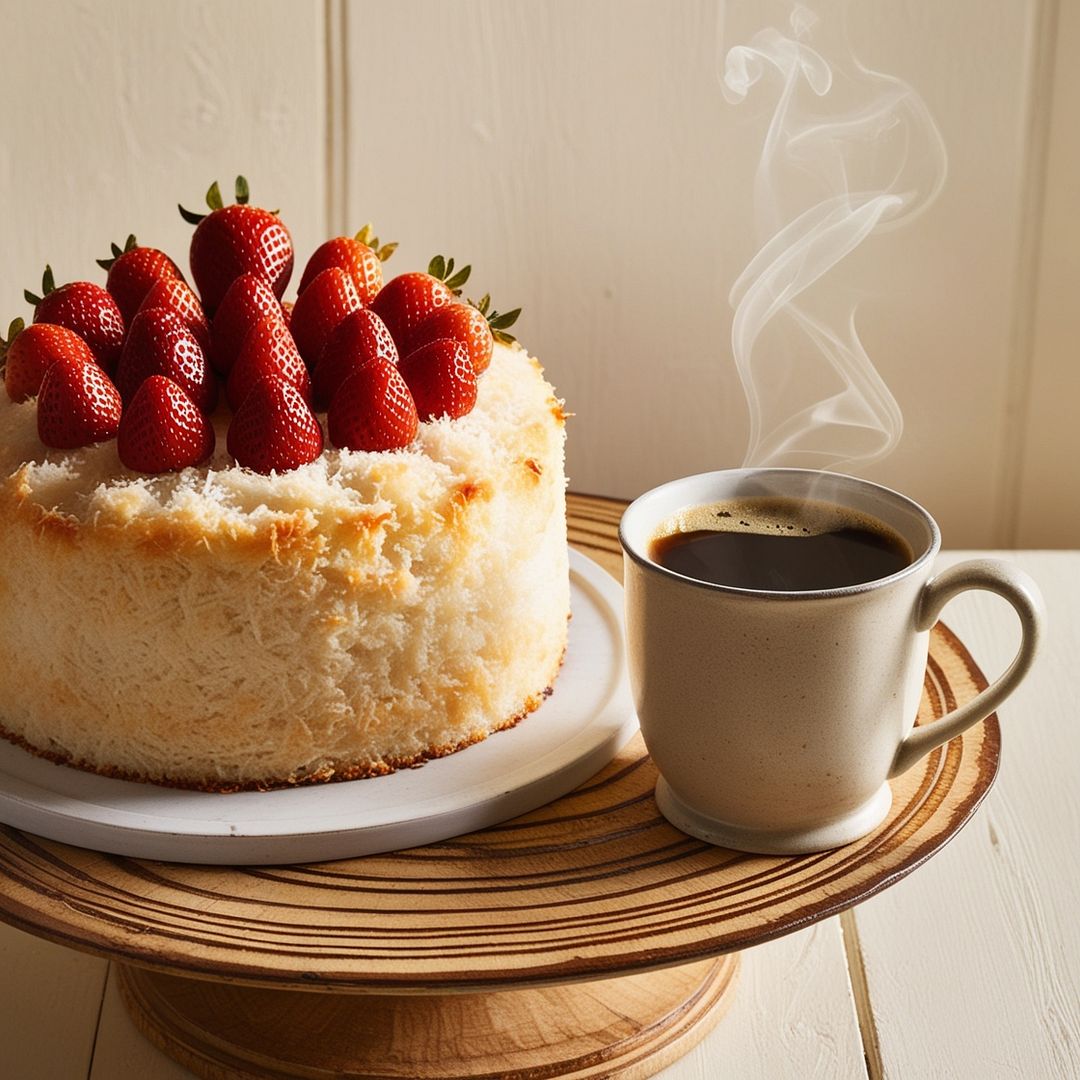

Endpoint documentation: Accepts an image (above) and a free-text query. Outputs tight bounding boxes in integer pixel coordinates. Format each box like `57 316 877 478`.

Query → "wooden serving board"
0 494 1001 1079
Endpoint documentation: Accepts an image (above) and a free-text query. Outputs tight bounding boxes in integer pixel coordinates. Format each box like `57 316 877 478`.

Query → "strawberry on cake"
0 178 569 791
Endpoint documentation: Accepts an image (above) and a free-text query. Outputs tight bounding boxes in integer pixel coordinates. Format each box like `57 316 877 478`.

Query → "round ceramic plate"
0 548 636 864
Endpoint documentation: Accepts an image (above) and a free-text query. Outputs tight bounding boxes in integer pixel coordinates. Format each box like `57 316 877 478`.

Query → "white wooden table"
1 550 1076 1079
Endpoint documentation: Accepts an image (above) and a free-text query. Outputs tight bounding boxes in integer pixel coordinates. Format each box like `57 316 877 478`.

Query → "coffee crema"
649 496 914 591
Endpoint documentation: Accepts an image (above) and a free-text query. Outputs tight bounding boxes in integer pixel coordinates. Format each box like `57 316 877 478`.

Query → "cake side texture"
0 342 569 789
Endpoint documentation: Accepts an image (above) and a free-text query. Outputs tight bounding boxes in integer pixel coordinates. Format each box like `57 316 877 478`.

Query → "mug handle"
889 559 1045 779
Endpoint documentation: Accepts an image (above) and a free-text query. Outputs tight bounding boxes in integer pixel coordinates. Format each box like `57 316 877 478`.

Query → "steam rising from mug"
722 2 947 469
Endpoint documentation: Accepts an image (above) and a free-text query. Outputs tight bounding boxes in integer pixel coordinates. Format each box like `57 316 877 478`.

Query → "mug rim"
618 467 941 600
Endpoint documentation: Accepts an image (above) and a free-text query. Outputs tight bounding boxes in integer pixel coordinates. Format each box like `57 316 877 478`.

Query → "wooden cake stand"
0 496 1000 1080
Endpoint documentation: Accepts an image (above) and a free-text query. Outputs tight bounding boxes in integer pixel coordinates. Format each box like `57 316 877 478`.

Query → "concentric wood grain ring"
0 494 999 993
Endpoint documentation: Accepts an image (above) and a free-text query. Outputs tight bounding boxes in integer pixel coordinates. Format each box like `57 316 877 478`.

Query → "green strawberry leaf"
178 202 206 226
444 264 471 292
428 255 446 279
468 293 520 344
235 176 250 205
98 235 141 271
0 317 24 358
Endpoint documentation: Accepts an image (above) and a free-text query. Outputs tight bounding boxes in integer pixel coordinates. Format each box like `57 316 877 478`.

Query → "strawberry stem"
23 265 56 307
179 175 253 225
428 255 471 295
468 293 520 345
355 223 397 262
96 234 138 271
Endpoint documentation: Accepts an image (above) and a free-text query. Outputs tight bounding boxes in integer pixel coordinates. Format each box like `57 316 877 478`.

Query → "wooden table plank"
852 551 1080 1079
657 919 866 1079
0 921 108 1079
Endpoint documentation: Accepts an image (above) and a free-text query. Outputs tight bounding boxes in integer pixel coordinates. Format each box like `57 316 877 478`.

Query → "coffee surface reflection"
649 496 913 591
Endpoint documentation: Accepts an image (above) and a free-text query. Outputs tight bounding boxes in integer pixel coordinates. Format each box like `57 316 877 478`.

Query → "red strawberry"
180 177 293 315
26 266 125 374
227 375 323 474
211 273 285 375
138 278 211 354
408 294 520 376
226 316 311 411
409 303 493 376
398 338 477 421
116 308 218 414
370 256 470 348
117 375 215 474
298 224 397 303
36 353 122 449
97 235 184 323
312 308 398 411
2 319 96 403
289 267 363 370
328 361 418 452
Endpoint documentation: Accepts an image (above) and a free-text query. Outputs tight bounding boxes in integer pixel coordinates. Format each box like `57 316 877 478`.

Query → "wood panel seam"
324 0 348 236
840 909 884 1080
996 0 1061 547
84 961 111 1080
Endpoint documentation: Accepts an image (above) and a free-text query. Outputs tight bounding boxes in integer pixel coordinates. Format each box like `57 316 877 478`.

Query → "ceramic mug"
619 468 1044 854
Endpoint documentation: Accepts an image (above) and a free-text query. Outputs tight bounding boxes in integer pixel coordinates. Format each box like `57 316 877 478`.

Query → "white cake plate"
0 549 636 865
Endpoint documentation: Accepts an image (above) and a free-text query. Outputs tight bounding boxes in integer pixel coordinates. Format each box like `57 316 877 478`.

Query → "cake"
0 182 569 791
0 340 568 790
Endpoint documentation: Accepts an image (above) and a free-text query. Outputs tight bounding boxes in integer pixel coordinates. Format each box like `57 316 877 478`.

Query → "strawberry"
227 375 323 473
407 304 492 376
289 267 362 370
180 177 293 316
211 273 285 375
138 277 211 354
25 266 125 374
116 308 218 414
312 308 397 411
226 315 311 411
2 319 96 403
398 337 477 421
281 300 294 330
370 256 470 349
298 224 397 303
36 353 122 449
118 375 215 474
328 361 418 452
97 235 184 323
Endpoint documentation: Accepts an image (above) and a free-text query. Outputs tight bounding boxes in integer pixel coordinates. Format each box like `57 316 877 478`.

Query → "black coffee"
649 496 913 591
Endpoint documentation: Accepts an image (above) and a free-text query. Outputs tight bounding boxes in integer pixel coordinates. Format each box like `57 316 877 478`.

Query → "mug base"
655 776 894 855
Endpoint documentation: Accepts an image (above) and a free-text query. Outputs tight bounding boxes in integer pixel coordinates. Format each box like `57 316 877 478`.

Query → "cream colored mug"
619 469 1044 854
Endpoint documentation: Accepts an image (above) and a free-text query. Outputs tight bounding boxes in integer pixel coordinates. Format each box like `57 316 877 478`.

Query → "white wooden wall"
1 0 1075 548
